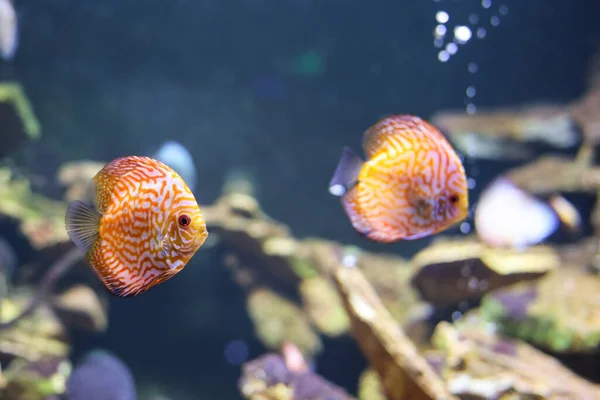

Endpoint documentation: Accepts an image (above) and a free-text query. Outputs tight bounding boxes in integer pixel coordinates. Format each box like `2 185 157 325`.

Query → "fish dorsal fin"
362 115 433 159
92 156 158 213
65 200 101 253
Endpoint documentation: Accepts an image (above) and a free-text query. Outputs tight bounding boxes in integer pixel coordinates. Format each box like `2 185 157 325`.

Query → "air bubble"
446 42 458 55
436 11 449 24
435 24 447 37
452 311 463 321
454 25 472 44
460 222 471 234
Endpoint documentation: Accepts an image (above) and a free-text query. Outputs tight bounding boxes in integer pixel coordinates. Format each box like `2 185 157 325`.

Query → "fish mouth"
191 226 209 249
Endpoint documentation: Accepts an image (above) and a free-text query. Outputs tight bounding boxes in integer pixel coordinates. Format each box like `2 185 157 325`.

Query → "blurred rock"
354 249 432 340
299 276 349 337
207 192 432 350
428 321 600 399
0 81 41 158
480 268 600 353
431 103 579 160
0 168 69 251
0 288 69 364
247 288 322 359
0 288 72 400
569 85 600 147
239 353 355 400
51 285 108 333
65 349 136 400
357 369 386 400
505 155 600 195
0 237 17 279
333 264 457 400
56 161 104 203
410 238 558 307
0 356 71 400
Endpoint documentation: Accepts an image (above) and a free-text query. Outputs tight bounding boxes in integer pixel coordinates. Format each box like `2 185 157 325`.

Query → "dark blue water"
4 0 599 398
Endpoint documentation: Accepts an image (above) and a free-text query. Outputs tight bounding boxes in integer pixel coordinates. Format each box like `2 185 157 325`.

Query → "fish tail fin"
328 147 364 196
65 200 101 254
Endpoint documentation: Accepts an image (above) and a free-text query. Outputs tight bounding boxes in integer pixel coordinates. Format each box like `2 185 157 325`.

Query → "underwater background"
1 0 600 399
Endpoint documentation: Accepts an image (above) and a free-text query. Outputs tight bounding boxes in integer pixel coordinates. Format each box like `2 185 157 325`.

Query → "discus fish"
329 115 469 243
65 156 208 297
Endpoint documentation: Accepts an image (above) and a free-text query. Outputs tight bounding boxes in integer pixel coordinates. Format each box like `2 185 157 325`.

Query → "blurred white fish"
475 177 560 249
152 140 197 192
0 0 17 61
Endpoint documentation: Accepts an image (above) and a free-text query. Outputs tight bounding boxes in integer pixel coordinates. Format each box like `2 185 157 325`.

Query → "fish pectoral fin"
65 200 101 253
160 237 171 257
329 147 364 196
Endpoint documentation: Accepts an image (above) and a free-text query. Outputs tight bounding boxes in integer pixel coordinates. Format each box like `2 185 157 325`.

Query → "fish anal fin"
65 200 101 253
329 147 364 196
341 185 376 237
85 240 173 298
403 229 434 240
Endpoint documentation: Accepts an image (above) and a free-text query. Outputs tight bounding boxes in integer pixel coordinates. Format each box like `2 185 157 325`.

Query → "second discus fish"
329 114 469 243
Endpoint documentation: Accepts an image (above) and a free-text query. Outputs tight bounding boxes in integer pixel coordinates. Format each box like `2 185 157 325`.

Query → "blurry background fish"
152 141 197 192
474 177 581 249
65 349 136 400
0 0 17 61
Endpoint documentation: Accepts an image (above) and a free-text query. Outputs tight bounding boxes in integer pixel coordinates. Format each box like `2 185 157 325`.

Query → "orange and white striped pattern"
88 156 208 297
342 115 468 242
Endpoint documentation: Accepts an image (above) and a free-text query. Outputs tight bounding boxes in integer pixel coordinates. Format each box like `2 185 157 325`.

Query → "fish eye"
178 214 191 227
449 194 459 204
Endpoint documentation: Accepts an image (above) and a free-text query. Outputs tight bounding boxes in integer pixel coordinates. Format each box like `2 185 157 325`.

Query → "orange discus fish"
65 156 208 297
329 114 469 243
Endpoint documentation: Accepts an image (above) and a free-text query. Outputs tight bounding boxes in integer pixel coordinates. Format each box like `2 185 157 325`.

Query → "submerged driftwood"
1 154 597 399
